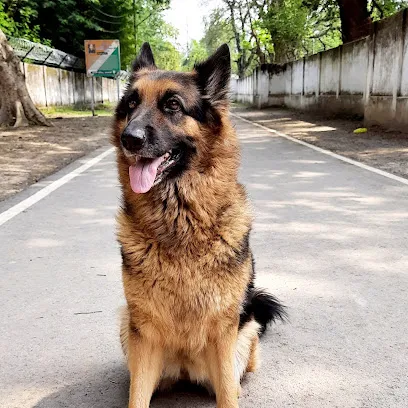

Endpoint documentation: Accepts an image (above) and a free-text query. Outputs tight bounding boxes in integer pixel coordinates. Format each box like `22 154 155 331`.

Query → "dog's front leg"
127 329 164 408
206 324 240 408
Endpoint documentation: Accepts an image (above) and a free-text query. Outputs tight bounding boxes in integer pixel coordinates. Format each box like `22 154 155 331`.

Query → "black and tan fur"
112 43 286 408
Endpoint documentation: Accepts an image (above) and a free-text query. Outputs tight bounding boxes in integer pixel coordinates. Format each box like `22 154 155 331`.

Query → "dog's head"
113 43 232 194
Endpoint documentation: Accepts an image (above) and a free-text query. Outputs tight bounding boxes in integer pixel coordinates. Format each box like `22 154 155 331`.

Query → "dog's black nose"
121 123 145 153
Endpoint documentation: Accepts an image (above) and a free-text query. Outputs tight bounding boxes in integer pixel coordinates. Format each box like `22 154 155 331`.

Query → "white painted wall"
341 40 367 95
292 60 303 95
232 9 408 131
372 18 399 95
320 48 340 95
269 70 286 95
284 65 292 95
257 70 269 106
23 62 121 107
304 55 320 95
235 74 255 104
400 19 408 96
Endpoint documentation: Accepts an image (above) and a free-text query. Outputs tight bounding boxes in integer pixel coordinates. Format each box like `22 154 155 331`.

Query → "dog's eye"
165 98 181 112
128 100 137 110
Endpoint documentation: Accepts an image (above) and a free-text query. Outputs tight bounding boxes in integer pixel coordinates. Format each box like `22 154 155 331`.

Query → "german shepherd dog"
112 43 286 408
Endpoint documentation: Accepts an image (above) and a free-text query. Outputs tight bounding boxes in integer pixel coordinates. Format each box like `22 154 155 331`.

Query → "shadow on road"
33 366 128 408
33 366 214 408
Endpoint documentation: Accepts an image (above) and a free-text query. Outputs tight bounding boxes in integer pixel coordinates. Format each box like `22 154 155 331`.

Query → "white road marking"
232 113 408 186
0 147 115 227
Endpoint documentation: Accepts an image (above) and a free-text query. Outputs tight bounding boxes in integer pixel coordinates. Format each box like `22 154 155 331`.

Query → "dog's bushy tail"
248 288 287 335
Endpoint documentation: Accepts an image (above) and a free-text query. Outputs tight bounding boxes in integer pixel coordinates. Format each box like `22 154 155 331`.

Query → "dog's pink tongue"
129 156 164 194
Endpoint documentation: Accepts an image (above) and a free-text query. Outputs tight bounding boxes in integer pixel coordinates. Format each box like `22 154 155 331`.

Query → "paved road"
1 116 408 408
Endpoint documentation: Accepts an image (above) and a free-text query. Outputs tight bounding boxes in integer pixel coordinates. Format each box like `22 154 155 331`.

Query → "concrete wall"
365 11 408 129
232 9 408 131
22 62 121 107
235 74 256 104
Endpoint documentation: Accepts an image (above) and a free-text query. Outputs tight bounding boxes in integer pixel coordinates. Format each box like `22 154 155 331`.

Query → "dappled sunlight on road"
25 238 65 248
292 171 329 178
306 125 337 133
236 117 408 407
236 108 408 181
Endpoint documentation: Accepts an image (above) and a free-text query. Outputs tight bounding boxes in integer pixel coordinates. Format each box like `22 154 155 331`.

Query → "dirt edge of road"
0 116 113 202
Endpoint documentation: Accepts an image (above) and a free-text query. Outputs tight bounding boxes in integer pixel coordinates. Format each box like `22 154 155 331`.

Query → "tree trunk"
337 0 373 43
226 1 246 78
0 29 50 127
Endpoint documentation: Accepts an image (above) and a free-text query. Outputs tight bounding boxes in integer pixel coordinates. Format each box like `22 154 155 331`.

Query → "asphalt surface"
1 116 408 408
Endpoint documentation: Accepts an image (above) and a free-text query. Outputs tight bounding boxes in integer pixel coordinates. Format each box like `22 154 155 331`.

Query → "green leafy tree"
95 0 175 68
203 8 234 54
369 0 408 20
306 0 408 44
153 40 181 71
0 0 182 70
0 3 14 34
0 0 46 43
258 0 309 62
200 0 408 73
182 39 208 71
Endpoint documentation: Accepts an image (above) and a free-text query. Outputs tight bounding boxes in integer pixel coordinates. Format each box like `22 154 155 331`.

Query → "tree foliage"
0 0 181 70
2 0 407 76
368 0 408 20
190 0 408 77
258 0 310 62
0 0 47 43
182 40 208 71
93 0 179 69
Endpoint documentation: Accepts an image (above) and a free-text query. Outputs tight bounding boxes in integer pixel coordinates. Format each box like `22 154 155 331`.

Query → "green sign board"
84 39 120 77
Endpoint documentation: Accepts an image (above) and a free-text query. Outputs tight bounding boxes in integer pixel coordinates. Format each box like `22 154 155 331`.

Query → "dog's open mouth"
128 149 181 194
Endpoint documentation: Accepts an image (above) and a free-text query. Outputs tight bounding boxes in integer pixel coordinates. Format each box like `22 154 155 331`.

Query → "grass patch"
230 101 253 110
40 102 114 118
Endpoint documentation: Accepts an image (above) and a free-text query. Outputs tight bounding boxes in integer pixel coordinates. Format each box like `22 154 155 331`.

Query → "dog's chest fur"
118 183 252 351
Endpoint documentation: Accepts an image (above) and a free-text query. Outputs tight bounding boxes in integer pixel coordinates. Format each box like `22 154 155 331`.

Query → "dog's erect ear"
194 44 231 105
132 42 156 72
